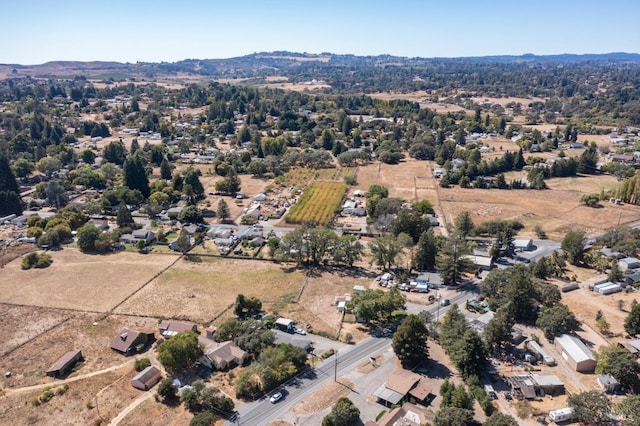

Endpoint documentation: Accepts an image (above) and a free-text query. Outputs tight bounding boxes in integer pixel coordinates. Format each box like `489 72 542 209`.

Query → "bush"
135 358 151 372
21 252 52 270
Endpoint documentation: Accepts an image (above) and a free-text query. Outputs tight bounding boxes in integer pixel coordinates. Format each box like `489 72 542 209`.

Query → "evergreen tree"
414 229 437 270
0 190 22 215
392 314 429 366
625 303 640 337
217 199 230 222
453 211 474 238
117 202 134 229
160 158 172 180
0 155 20 194
124 156 150 198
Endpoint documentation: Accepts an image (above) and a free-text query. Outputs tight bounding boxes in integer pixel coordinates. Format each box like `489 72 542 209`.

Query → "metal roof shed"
554 334 596 372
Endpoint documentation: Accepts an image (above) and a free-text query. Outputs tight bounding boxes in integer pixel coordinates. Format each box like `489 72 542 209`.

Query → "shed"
513 238 533 251
619 257 640 271
462 255 493 271
554 334 597 372
275 317 295 333
598 283 622 295
46 350 83 378
597 374 620 393
526 340 556 366
131 366 162 391
561 282 579 293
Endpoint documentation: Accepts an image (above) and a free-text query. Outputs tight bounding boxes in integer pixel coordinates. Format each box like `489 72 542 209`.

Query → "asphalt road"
227 287 480 425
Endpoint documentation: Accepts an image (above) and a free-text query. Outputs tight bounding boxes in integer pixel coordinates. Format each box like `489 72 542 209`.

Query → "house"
505 374 565 399
88 218 109 231
169 236 195 251
625 271 640 286
619 257 640 271
158 320 197 338
611 154 635 164
207 227 233 239
110 327 155 356
165 207 183 219
374 402 432 426
46 350 83 378
131 366 162 391
250 236 266 247
513 238 533 251
415 272 443 289
214 237 236 247
600 247 624 259
201 340 248 370
597 373 620 393
182 224 203 235
463 255 493 271
373 369 431 407
120 229 156 245
275 317 295 333
554 334 597 372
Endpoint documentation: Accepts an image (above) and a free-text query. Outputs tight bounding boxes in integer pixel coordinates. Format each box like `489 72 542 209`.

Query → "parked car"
294 328 307 335
270 391 283 403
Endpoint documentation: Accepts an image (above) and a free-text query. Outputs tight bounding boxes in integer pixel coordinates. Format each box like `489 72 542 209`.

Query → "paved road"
227 287 479 425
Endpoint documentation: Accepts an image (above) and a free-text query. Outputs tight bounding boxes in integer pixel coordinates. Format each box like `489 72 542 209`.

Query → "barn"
554 334 596 373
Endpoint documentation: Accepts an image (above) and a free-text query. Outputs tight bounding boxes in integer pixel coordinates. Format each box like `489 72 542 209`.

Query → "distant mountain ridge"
3 51 640 77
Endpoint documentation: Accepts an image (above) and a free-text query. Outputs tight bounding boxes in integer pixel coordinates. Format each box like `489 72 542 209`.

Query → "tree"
616 395 640 426
561 228 586 265
536 303 580 340
117 202 134 229
12 158 35 180
392 314 429 366
215 168 241 194
217 199 230 222
449 329 489 378
76 224 101 252
178 205 203 224
157 377 178 401
103 140 127 165
369 235 402 270
332 235 364 267
175 228 191 253
190 412 215 426
484 306 515 351
350 288 405 324
182 167 205 204
80 149 96 165
439 304 469 352
157 331 203 373
45 179 69 208
414 229 437 270
625 303 640 337
322 397 360 426
596 345 640 392
124 156 150 198
484 412 518 426
454 211 474 238
568 391 611 425
36 156 62 177
160 158 172 180
433 407 474 426
234 294 262 318
437 238 472 286
0 190 22 216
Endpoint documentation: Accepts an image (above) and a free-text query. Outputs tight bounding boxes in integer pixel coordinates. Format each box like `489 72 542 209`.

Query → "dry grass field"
0 249 179 311
0 310 159 389
113 258 306 323
279 268 375 337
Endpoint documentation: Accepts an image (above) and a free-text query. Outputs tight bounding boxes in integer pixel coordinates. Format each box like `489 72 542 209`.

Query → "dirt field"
114 258 306 323
0 249 179 312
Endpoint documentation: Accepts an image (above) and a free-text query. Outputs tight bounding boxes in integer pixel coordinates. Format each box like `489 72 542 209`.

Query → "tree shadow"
421 358 453 380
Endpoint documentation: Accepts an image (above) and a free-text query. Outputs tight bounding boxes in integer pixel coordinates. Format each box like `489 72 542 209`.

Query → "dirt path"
107 389 155 425
3 359 135 395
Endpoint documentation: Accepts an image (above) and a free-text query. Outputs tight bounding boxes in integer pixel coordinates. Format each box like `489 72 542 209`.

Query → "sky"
2 0 640 64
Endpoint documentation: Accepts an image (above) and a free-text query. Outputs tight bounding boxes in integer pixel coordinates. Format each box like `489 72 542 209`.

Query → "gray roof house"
131 366 162 390
619 257 640 271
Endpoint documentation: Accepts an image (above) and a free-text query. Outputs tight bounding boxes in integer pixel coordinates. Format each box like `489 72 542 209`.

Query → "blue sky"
2 0 639 64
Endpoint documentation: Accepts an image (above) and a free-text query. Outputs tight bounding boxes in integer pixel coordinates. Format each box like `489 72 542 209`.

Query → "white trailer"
548 407 574 422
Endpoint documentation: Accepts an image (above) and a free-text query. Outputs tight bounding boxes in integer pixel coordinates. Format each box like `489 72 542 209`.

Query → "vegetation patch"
21 252 52 270
285 182 347 226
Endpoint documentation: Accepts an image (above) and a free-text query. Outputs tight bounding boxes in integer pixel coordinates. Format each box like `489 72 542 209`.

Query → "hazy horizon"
3 0 639 65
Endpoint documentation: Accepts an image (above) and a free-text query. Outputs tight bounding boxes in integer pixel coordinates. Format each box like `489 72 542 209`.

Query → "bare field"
0 249 179 311
281 268 375 337
0 311 159 388
114 258 306 323
437 173 637 240
1 305 75 356
356 160 438 205
0 368 135 426
119 398 192 426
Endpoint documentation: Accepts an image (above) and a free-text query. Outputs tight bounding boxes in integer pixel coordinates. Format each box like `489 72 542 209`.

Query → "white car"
295 328 307 335
270 391 283 403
